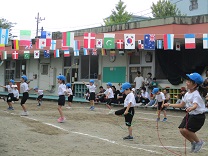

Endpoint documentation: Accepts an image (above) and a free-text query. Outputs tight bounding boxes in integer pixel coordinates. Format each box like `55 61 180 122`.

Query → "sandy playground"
0 99 208 156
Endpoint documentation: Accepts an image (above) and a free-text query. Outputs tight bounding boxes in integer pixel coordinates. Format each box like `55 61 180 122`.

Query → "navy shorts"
68 95 73 102
89 92 95 101
21 92 29 105
37 95 43 100
157 102 167 111
58 95 65 106
7 93 14 102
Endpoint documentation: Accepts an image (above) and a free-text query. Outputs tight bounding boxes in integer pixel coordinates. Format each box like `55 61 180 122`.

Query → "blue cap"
89 80 94 83
21 75 28 81
33 87 38 90
186 73 203 85
152 88 159 94
120 82 131 93
106 82 112 87
66 83 71 88
10 79 15 84
57 75 66 81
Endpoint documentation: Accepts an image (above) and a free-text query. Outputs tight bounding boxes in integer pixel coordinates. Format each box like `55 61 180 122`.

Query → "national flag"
34 50 40 59
12 51 18 60
44 50 50 58
104 34 115 49
157 40 163 49
163 34 174 50
0 44 5 50
101 48 107 56
176 42 181 51
50 40 56 50
138 40 144 49
83 48 90 55
19 30 31 46
62 32 74 47
144 34 155 50
36 38 46 49
25 40 33 49
74 50 79 56
84 33 96 49
12 40 19 50
0 29 9 44
74 40 80 50
116 39 124 49
92 48 97 55
110 51 116 56
41 31 52 46
184 34 195 49
124 34 135 49
54 49 60 58
203 34 208 49
119 51 124 56
96 39 102 48
1 51 7 60
64 50 70 57
24 51 30 59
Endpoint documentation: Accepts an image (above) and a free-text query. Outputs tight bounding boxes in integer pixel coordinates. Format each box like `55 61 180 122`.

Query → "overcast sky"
1 0 159 38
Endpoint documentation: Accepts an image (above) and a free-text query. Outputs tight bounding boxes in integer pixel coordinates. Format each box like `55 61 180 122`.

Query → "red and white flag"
84 33 96 49
116 39 124 49
12 51 18 60
96 39 102 48
34 50 40 59
138 40 144 49
92 48 97 55
184 34 195 49
64 50 70 57
36 39 46 49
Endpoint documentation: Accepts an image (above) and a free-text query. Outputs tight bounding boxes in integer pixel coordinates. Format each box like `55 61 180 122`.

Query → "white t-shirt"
141 91 150 99
104 88 114 98
66 88 73 96
13 89 19 98
20 82 29 93
134 76 144 89
182 90 207 115
38 90 43 96
155 92 165 102
6 85 13 93
86 84 96 93
124 92 136 107
58 84 66 96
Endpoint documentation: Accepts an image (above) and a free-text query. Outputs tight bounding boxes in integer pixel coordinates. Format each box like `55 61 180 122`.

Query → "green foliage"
0 18 16 39
104 0 132 26
151 0 184 18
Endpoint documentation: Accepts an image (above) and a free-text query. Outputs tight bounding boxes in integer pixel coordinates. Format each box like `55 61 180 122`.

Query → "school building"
1 14 208 103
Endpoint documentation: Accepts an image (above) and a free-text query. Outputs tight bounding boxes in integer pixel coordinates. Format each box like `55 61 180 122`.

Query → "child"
164 73 206 153
115 82 136 140
57 75 67 123
103 82 114 114
12 85 19 102
33 87 44 106
152 88 167 122
20 75 29 116
66 83 73 109
83 80 96 110
0 79 15 110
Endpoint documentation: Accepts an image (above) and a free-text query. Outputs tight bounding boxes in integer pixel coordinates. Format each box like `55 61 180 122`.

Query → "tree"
0 18 16 39
104 0 132 26
151 0 183 18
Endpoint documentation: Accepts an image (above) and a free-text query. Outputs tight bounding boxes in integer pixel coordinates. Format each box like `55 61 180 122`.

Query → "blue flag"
144 34 155 50
44 50 50 58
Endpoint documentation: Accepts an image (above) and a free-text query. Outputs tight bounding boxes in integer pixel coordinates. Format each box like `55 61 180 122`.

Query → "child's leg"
7 102 13 107
68 102 72 107
179 128 199 142
21 104 27 112
128 126 133 136
91 100 94 106
57 105 64 118
163 110 167 118
157 110 161 118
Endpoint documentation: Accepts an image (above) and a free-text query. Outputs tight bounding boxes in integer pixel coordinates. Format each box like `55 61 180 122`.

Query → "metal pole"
35 12 45 38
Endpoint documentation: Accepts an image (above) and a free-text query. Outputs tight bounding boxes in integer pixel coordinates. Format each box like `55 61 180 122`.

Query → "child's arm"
0 85 6 88
124 102 132 115
164 101 186 108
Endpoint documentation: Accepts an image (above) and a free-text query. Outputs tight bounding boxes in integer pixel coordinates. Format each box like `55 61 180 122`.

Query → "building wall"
0 63 5 92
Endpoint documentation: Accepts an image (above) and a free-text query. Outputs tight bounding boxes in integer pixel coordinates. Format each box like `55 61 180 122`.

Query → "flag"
84 33 96 49
157 40 163 49
83 48 90 55
25 40 33 49
119 51 124 56
124 34 135 49
163 34 174 50
19 30 31 46
1 51 7 60
110 51 116 56
92 48 97 55
36 38 46 49
0 29 9 44
12 51 18 60
54 49 60 58
24 51 30 59
96 39 102 48
144 34 155 50
74 50 79 56
74 40 80 50
176 42 181 51
184 34 195 49
50 40 56 50
44 50 50 58
101 48 107 56
203 34 208 49
138 40 144 49
34 50 40 59
104 34 115 49
12 40 19 50
64 50 70 57
41 31 52 46
62 32 74 47
116 39 124 49
0 44 5 50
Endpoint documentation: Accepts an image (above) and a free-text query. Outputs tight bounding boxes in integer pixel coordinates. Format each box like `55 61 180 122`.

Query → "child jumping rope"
57 75 67 123
164 73 206 153
66 83 73 109
0 79 15 110
33 87 44 106
20 75 29 116
83 80 96 110
103 82 114 114
115 82 136 140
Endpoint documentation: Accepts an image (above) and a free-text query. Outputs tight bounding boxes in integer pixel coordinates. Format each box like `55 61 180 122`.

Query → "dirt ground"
0 99 208 156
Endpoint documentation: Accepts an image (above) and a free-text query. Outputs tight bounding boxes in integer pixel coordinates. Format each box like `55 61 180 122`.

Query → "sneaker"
194 140 205 153
21 111 29 116
66 106 71 109
7 107 13 110
108 109 114 114
89 106 93 110
37 103 41 106
162 118 167 122
156 118 160 122
191 142 196 153
57 117 65 123
123 135 133 140
90 106 95 111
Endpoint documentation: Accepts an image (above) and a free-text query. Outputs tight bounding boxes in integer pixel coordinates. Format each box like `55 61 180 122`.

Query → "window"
129 52 140 64
41 64 49 75
64 57 71 67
